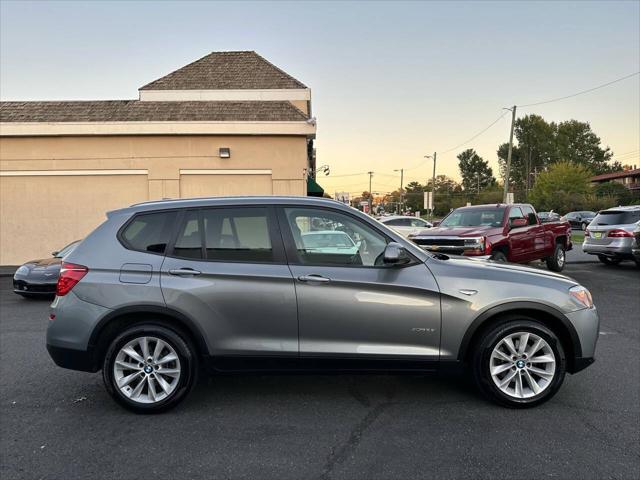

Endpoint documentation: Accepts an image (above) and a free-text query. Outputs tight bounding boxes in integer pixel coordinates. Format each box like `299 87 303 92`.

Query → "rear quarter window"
120 211 178 254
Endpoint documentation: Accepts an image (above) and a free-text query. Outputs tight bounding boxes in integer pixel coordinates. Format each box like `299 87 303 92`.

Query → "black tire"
545 242 566 272
471 317 566 408
581 222 588 231
598 255 622 266
490 250 508 263
103 324 198 414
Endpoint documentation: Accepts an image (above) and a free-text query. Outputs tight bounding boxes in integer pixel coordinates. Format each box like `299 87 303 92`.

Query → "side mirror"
510 218 528 229
51 251 59 257
432 221 441 227
383 242 410 265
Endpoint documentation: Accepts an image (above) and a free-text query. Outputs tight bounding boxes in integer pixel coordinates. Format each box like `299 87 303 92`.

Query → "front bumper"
13 278 56 295
564 306 600 371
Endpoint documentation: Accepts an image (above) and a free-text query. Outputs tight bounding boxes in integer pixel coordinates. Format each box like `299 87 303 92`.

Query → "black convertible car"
13 240 80 298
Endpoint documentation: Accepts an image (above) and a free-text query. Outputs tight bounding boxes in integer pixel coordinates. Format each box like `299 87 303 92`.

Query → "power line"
518 71 640 108
438 111 509 155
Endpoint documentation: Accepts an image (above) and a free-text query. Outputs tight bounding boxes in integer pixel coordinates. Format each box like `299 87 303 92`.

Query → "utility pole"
367 171 374 215
394 168 404 214
503 105 517 203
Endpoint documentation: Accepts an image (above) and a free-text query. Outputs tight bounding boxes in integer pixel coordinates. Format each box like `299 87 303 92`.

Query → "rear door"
160 206 298 357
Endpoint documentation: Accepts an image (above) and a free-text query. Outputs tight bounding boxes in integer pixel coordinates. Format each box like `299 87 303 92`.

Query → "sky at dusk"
1 0 638 196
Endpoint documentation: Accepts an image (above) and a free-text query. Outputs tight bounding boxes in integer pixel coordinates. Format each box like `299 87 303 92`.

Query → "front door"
161 206 298 357
278 206 441 363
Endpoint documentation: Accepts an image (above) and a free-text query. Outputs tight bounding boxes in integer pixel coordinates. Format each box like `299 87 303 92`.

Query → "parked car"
13 240 81 298
378 215 432 237
300 230 360 255
538 211 561 223
582 205 640 266
632 224 640 266
409 204 573 272
561 211 596 231
47 197 598 413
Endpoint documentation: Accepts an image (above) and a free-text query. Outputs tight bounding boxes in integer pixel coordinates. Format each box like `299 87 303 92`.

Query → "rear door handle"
297 274 330 283
169 268 201 276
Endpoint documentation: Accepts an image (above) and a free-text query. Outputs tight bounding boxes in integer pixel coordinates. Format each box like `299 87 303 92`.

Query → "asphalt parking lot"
1 263 639 480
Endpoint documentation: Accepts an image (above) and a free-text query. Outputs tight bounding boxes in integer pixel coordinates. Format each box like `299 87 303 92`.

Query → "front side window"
202 208 273 262
121 211 177 254
284 208 388 266
508 207 525 221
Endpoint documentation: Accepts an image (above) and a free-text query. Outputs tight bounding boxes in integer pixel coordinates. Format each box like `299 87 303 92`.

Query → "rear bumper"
583 238 633 257
46 344 99 373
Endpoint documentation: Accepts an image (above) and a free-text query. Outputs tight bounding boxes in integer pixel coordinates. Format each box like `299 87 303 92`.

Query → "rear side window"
593 210 640 225
173 210 202 259
120 211 177 254
521 206 537 225
385 218 411 226
202 208 273 262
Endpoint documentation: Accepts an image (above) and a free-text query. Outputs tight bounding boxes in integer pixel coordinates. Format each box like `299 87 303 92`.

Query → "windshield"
55 240 80 258
440 207 506 227
592 210 640 226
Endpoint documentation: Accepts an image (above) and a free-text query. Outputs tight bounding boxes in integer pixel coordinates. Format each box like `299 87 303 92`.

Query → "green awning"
307 176 325 197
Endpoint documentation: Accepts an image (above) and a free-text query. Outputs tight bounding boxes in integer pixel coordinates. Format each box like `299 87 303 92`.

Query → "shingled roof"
0 100 309 123
139 51 307 91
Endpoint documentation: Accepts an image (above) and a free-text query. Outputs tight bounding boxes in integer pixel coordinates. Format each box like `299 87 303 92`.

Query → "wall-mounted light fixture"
219 148 231 159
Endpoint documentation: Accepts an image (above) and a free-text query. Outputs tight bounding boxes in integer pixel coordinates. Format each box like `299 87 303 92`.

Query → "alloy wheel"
556 248 565 268
113 336 181 404
489 331 556 399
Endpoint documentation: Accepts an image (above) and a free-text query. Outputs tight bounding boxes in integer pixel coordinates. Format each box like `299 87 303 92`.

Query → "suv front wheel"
471 318 566 408
103 324 198 413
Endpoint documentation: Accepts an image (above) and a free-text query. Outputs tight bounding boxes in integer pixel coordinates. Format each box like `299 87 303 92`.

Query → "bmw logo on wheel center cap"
516 360 526 369
144 365 153 374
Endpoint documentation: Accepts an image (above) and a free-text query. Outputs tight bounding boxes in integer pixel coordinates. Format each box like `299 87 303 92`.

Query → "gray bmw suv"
47 197 599 413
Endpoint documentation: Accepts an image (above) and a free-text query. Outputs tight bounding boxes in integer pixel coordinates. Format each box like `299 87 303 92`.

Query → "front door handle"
169 268 201 276
298 274 330 283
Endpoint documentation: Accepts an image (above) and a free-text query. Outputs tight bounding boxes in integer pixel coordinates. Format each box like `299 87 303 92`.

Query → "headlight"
569 285 593 309
15 265 29 276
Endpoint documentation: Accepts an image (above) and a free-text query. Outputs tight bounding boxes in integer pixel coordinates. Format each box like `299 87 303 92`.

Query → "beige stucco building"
0 51 318 264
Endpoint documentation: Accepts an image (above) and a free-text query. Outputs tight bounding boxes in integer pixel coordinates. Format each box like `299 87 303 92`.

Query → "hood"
24 257 62 268
413 225 501 237
443 255 577 284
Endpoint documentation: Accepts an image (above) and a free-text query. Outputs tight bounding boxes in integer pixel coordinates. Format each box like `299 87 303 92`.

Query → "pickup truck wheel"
598 255 622 266
490 251 507 263
546 243 565 272
581 222 588 231
471 318 566 408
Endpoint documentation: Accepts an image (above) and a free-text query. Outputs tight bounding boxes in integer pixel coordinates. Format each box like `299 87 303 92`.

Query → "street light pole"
394 168 404 214
424 153 437 219
367 171 374 215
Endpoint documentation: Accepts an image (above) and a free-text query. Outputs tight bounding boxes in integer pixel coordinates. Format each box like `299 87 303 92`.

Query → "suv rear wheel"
103 324 198 413
471 318 566 408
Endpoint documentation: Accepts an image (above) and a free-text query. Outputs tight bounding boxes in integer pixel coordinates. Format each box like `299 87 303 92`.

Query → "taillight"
56 262 88 296
607 229 633 238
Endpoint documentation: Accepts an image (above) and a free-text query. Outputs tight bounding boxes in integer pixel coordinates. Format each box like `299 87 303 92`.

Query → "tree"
555 120 616 174
594 181 633 205
403 181 425 212
457 149 496 192
498 115 619 192
529 161 592 212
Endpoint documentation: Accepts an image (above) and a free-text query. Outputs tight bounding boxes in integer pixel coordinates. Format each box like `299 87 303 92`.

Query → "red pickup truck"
408 203 573 271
